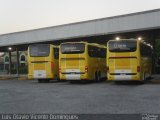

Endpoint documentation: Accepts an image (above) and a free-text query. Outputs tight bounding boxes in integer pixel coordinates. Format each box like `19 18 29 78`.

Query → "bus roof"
60 41 106 48
29 44 59 48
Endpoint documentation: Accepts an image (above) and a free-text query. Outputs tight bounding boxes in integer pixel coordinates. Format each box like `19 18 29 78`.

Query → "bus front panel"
60 43 89 80
28 44 54 80
107 40 140 81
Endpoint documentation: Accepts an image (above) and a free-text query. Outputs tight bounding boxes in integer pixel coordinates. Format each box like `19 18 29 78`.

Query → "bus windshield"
29 44 50 57
61 43 85 54
109 40 137 52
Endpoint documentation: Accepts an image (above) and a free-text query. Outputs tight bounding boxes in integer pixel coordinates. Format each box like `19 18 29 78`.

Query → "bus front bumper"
108 74 141 81
28 74 54 80
60 73 90 81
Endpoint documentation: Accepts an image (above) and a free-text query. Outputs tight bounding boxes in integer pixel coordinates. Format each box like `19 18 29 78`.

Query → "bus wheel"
38 79 43 83
45 79 50 83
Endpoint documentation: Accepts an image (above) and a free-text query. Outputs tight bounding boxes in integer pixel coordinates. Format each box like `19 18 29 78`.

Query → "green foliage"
155 39 160 57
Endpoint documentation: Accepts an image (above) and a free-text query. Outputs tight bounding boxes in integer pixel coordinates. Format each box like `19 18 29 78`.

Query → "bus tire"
45 79 50 83
38 79 43 83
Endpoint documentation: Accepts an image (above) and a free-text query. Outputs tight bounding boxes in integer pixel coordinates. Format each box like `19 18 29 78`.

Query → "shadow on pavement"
111 76 160 85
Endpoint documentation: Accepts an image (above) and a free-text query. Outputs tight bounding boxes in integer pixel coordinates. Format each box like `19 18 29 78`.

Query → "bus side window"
54 48 59 59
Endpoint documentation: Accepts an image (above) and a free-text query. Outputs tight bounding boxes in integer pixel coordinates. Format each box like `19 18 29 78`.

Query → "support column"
8 51 12 75
149 31 157 74
16 48 19 77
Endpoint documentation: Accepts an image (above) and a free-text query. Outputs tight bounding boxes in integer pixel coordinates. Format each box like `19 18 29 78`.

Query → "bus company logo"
142 114 158 120
65 47 76 50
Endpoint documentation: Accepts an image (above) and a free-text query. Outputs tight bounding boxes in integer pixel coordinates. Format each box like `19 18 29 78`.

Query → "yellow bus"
28 44 59 83
107 39 153 82
59 42 107 81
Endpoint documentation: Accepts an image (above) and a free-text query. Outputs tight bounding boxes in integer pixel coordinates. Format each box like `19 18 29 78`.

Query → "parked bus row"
28 39 153 83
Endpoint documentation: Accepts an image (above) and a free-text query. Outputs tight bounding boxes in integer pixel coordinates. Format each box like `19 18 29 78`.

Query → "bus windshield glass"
109 40 137 52
29 44 50 57
61 43 85 54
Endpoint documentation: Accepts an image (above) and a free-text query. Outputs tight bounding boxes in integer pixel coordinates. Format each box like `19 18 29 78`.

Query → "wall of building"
0 51 27 72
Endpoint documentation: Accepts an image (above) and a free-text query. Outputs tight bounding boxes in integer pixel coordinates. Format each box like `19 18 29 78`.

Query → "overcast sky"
0 0 160 35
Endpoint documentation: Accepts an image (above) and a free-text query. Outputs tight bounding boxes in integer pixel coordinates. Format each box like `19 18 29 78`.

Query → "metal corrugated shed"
0 9 160 47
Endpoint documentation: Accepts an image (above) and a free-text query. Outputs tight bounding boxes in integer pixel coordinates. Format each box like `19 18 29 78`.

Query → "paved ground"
0 75 160 114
